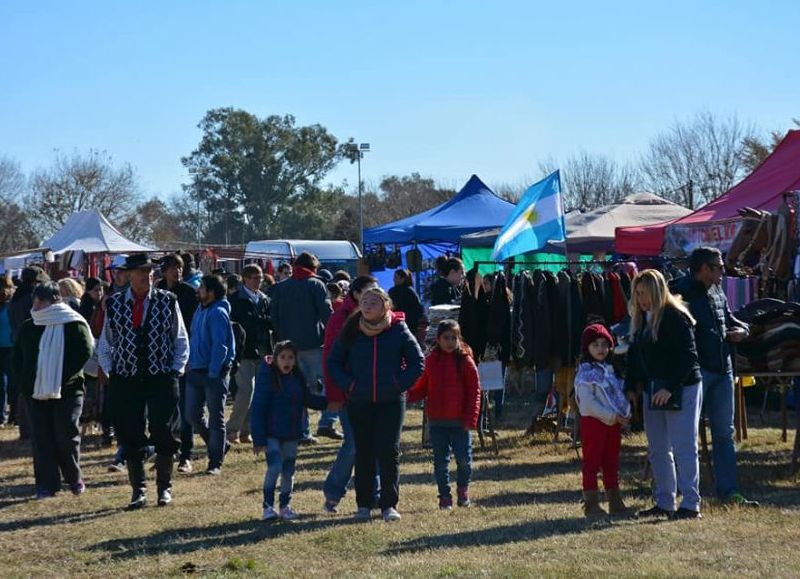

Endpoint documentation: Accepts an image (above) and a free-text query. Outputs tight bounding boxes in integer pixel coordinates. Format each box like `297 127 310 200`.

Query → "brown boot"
582 490 607 518
607 488 631 515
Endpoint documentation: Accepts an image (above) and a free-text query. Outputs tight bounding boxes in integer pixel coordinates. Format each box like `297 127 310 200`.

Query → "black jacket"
8 284 34 339
430 277 460 306
388 284 426 332
231 288 272 359
156 279 199 332
670 276 748 374
624 306 702 397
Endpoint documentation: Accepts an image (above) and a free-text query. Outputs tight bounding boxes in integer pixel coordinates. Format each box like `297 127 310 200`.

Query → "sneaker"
107 461 125 473
240 434 253 444
262 505 279 520
177 459 193 474
457 487 471 508
439 497 453 511
673 507 702 520
637 505 674 519
279 506 298 521
323 499 339 514
726 493 759 508
227 434 241 445
382 507 402 522
316 426 345 440
127 489 147 510
205 467 222 476
355 507 371 521
157 488 173 507
70 480 86 496
36 490 57 500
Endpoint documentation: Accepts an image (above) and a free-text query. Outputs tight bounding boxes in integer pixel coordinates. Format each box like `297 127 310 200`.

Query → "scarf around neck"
31 302 90 400
359 311 392 337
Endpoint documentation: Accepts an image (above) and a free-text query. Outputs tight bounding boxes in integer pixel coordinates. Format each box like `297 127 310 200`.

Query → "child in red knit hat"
574 323 631 518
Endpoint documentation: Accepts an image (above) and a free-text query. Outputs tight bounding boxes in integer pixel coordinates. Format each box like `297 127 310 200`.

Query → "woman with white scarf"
12 282 93 498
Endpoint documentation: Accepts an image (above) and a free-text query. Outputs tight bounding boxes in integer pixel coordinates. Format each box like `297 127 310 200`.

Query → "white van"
244 239 362 276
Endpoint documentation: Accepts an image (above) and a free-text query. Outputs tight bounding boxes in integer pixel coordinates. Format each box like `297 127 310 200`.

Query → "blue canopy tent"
363 175 515 289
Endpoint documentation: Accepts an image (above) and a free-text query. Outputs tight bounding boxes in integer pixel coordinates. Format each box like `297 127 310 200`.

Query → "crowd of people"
0 245 760 522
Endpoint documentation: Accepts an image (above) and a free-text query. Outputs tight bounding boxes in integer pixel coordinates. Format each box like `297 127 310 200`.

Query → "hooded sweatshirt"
189 298 235 378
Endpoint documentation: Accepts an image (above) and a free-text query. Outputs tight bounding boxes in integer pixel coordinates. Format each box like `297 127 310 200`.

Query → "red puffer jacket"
407 347 481 429
323 295 357 403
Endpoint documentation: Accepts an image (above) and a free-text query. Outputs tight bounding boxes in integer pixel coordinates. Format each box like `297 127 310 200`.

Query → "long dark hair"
431 319 471 370
394 268 413 287
270 340 305 391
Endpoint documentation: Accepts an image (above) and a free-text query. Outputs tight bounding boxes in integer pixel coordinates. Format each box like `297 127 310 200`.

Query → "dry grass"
1 407 799 578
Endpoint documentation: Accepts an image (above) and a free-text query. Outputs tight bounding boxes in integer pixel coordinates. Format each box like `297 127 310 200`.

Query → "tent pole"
413 241 421 290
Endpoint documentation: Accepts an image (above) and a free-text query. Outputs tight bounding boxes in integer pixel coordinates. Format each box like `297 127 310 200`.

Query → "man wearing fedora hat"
97 254 189 509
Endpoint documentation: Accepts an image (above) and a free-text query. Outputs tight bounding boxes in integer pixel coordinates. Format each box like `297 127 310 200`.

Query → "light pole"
347 139 370 251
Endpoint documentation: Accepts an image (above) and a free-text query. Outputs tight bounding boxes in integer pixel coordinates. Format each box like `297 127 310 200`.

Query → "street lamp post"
348 139 370 252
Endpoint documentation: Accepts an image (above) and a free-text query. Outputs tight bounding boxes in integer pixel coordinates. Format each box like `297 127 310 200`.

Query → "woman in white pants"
625 269 703 520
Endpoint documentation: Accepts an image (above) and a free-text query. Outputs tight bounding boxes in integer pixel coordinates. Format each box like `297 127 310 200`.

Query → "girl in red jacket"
408 319 481 510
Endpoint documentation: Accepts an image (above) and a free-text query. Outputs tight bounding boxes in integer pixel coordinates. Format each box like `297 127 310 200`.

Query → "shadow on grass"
385 516 613 555
0 437 32 460
0 507 118 533
87 516 364 560
479 489 584 507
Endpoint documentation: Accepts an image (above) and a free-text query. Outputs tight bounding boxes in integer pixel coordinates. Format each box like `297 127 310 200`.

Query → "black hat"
118 254 156 271
317 268 333 282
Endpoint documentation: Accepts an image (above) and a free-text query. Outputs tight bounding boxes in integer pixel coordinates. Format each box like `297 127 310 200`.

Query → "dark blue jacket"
251 363 327 443
270 272 333 350
671 276 748 374
327 313 425 404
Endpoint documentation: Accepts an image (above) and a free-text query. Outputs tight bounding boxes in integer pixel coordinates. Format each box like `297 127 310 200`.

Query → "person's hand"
253 446 264 456
97 367 108 386
652 388 673 406
615 414 630 426
327 401 344 413
727 328 747 343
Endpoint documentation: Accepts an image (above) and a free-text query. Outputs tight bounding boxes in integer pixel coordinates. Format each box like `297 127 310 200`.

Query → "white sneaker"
279 506 298 521
382 507 402 522
262 506 278 520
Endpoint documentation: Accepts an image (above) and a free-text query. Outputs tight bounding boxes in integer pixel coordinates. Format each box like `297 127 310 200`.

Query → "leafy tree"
25 149 142 239
181 108 342 244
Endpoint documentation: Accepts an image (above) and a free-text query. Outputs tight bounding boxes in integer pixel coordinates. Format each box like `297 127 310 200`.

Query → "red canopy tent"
616 130 800 255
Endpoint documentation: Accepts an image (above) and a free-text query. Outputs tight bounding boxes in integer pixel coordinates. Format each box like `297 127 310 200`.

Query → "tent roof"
44 209 155 254
461 194 689 253
615 130 800 255
363 175 515 244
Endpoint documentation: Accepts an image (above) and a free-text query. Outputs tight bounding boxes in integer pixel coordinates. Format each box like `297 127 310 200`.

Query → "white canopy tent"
43 209 154 254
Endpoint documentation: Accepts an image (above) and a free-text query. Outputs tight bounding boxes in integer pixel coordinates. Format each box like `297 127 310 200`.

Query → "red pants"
580 416 621 491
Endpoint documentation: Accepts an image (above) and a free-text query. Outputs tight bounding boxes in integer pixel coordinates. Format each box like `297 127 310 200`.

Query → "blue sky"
1 0 798 199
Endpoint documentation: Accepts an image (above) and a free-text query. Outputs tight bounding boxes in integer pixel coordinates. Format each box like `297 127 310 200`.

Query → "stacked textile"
735 299 800 372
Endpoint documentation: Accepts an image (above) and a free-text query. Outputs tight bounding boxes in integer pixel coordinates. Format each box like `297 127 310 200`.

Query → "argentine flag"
492 171 566 261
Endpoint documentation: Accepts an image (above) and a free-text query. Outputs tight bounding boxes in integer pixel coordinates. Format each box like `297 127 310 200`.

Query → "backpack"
230 321 247 376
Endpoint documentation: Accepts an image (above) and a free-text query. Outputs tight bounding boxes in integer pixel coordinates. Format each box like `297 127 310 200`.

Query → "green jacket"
12 320 93 398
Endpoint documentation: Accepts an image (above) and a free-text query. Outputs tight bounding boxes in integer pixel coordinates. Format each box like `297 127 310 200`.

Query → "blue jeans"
186 371 230 469
701 369 739 499
178 375 194 461
533 369 554 417
323 409 380 504
430 425 473 499
643 383 703 512
263 438 298 508
297 349 338 436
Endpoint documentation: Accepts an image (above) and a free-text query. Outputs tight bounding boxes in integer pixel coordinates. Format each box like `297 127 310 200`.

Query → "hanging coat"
487 272 511 363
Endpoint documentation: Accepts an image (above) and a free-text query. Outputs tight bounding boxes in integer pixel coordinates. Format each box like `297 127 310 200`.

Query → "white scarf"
31 302 90 400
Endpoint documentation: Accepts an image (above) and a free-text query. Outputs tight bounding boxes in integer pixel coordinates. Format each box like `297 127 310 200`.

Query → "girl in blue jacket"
252 341 327 521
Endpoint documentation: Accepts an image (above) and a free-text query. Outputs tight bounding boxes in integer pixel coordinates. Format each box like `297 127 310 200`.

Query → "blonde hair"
629 269 694 341
58 278 84 300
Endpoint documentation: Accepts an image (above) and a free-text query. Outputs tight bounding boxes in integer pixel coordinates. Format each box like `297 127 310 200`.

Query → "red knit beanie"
581 323 615 356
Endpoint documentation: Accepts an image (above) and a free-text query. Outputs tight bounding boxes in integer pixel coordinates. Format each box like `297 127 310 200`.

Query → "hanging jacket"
533 270 554 368
251 363 328 443
407 347 481 429
486 272 511 363
389 284 426 334
554 271 572 366
609 273 628 324
458 270 489 361
327 312 424 404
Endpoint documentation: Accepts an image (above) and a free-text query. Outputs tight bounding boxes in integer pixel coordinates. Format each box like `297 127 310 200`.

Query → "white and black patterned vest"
106 289 176 377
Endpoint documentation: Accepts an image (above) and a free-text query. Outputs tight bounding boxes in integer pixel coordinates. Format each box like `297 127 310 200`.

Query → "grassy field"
1 406 799 578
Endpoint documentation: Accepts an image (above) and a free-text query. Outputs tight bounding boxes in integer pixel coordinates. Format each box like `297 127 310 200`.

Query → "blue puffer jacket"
327 312 425 404
251 363 327 443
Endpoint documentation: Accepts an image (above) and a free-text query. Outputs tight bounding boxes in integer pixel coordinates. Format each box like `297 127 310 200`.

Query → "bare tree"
0 156 38 253
639 112 755 209
740 118 800 173
539 152 639 211
25 149 143 239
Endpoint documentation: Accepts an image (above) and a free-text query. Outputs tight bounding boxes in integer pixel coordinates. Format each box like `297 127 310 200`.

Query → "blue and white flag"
492 171 566 261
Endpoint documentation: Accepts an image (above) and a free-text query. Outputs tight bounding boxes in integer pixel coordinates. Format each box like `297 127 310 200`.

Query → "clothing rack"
472 259 628 267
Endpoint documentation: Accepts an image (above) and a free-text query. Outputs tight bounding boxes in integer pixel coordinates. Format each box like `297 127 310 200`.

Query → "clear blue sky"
1 0 798 199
